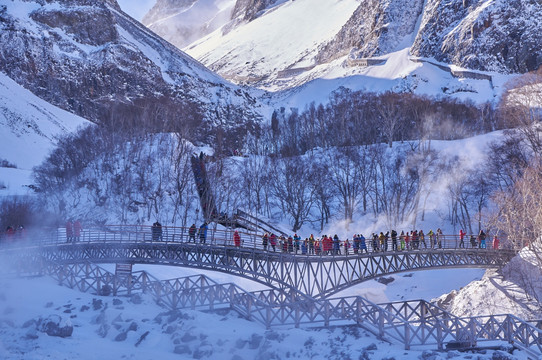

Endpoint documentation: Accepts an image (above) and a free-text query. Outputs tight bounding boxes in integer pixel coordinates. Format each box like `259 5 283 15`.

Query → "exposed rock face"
231 0 281 22
31 7 119 46
316 0 425 63
151 0 542 91
0 0 262 149
411 0 542 74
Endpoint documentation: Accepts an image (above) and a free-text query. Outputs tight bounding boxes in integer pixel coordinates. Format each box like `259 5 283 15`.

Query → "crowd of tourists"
257 228 499 255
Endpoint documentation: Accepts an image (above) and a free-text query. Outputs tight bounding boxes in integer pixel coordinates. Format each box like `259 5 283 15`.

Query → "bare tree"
490 160 542 250
327 147 363 223
241 155 272 217
308 160 335 231
377 92 404 148
270 157 315 232
499 70 542 154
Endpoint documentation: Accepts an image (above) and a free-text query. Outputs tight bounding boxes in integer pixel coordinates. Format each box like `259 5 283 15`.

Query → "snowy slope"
135 0 537 108
0 0 265 139
0 268 529 359
185 0 360 86
435 244 542 320
0 72 90 196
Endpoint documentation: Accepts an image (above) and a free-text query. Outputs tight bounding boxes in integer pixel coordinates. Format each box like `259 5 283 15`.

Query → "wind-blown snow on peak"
142 0 236 49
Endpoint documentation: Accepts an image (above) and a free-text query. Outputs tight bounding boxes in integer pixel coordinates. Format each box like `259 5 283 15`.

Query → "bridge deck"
0 226 518 299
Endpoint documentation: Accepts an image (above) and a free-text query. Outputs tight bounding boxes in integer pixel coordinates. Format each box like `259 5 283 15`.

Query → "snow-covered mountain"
145 0 541 103
411 0 542 74
0 0 264 145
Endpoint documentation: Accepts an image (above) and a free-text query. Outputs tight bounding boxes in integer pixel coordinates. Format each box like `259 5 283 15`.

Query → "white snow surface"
0 72 90 195
185 0 360 82
166 0 518 109
0 265 529 359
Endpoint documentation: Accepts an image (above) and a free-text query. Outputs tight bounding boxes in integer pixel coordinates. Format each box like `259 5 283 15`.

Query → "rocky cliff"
0 0 262 149
316 0 425 63
146 0 542 92
411 0 542 74
231 0 282 22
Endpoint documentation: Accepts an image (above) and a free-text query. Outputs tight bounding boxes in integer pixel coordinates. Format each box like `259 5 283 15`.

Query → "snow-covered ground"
0 266 528 360
0 72 90 196
435 244 542 321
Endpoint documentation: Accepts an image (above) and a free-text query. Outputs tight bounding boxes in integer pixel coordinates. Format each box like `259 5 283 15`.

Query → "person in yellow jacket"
427 229 435 248
378 232 386 252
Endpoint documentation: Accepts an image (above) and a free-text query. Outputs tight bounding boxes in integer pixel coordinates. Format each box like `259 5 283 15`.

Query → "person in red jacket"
233 230 241 247
73 220 82 242
65 220 73 243
5 226 15 242
269 233 277 251
459 229 466 248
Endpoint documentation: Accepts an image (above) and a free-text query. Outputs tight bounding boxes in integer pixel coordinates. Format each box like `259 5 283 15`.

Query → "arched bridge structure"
0 226 518 299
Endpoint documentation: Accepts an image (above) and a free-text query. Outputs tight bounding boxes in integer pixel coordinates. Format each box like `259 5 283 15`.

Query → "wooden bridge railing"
0 225 520 255
30 260 542 358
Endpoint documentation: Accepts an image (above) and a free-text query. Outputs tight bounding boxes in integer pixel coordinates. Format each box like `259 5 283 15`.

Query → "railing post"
191 290 196 310
404 323 411 350
378 308 385 340
246 296 252 321
295 303 300 328
266 306 271 329
356 298 361 325
436 320 443 350
209 288 214 311
504 316 513 344
421 302 426 342
469 319 477 348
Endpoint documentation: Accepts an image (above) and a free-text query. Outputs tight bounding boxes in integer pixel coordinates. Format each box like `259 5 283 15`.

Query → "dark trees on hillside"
33 125 197 225
259 90 499 158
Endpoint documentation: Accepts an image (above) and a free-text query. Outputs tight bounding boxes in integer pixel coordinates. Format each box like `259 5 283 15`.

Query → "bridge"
7 258 540 359
0 225 517 298
2 226 540 358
